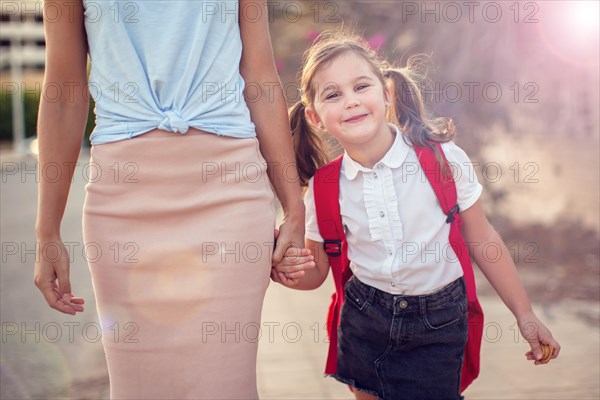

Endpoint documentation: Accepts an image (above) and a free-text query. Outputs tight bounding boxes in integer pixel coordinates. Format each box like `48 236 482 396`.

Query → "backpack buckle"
323 239 342 257
446 204 460 223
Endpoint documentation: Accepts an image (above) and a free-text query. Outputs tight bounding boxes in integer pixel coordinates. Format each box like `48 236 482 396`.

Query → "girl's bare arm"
460 200 561 362
459 200 534 318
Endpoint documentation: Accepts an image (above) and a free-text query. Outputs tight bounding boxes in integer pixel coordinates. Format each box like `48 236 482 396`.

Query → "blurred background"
1 0 598 399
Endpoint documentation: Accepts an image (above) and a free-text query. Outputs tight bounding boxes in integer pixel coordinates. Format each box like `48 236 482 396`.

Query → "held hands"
271 229 315 287
33 237 85 315
517 310 561 365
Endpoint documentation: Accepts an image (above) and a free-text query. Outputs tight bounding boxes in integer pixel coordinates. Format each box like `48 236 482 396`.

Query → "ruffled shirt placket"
363 163 403 277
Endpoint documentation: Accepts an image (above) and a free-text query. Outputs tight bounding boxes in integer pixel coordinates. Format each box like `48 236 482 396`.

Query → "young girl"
272 31 561 400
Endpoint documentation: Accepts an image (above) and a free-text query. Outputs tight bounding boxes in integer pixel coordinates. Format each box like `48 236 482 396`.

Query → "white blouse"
304 123 483 295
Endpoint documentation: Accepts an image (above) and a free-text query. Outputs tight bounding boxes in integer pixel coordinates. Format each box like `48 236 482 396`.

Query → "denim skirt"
332 275 468 400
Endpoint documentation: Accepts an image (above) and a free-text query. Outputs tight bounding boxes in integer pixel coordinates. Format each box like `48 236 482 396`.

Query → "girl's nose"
344 96 360 109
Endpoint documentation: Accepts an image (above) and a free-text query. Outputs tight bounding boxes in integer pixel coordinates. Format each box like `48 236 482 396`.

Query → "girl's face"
305 51 391 150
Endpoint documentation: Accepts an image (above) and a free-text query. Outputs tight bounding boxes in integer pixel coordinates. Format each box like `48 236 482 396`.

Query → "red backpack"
312 142 484 393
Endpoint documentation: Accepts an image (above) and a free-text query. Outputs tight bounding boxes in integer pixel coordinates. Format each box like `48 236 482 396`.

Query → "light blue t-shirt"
83 0 257 145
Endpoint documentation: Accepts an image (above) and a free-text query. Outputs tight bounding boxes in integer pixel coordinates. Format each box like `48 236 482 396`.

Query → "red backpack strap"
312 154 352 375
413 142 477 302
413 142 485 393
313 154 351 283
313 155 344 258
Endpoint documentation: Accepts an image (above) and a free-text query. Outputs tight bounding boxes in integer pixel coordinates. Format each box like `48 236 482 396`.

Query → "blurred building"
0 0 44 154
1 0 45 71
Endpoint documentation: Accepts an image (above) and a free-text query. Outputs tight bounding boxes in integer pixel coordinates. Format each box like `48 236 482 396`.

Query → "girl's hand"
273 245 315 275
33 237 85 315
517 310 560 365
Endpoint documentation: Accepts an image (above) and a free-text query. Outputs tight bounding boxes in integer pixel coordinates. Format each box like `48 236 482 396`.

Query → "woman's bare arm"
34 0 89 314
35 0 89 239
238 0 306 263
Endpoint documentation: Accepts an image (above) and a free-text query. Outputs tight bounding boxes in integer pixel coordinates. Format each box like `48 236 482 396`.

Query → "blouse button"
380 211 385 218
373 172 378 179
387 249 393 255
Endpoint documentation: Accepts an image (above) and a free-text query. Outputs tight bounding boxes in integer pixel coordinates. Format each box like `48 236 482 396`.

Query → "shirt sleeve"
304 177 325 242
440 141 483 212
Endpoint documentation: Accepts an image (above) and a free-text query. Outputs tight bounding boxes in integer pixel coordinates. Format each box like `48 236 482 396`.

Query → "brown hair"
289 29 456 186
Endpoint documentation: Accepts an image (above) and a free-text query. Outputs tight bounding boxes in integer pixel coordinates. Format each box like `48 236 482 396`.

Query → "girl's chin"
336 123 391 145
337 133 379 147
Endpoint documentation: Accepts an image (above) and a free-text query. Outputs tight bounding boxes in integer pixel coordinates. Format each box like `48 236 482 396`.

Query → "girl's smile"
343 113 369 123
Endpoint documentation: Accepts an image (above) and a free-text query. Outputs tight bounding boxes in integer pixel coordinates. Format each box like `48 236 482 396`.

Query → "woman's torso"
83 0 257 145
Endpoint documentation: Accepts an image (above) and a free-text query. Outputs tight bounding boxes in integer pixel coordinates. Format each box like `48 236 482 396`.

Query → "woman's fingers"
54 290 85 312
34 239 85 315
270 268 305 286
284 247 312 257
284 270 305 280
67 297 86 305
35 274 83 315
38 282 76 315
277 271 299 287
270 267 282 283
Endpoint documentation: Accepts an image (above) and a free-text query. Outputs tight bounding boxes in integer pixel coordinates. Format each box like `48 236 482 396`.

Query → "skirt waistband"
347 275 466 315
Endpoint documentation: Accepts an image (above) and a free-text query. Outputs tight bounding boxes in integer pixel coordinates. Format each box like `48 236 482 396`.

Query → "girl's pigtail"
289 101 329 187
383 67 456 176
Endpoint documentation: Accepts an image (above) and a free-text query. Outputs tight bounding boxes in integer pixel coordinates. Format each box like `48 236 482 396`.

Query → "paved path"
1 150 598 399
260 275 600 399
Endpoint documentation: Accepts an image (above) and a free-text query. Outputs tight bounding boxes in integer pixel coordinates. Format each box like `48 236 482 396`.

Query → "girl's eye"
356 84 369 90
325 93 339 100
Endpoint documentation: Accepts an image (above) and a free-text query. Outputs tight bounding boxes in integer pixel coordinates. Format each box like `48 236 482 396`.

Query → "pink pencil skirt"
82 128 277 399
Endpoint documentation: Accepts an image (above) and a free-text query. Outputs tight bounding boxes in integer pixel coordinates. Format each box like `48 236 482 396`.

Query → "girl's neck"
344 124 396 169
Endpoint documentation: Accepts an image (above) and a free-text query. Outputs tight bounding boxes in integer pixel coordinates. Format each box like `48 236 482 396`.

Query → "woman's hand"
517 310 560 365
272 212 306 265
271 229 315 287
33 237 85 315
